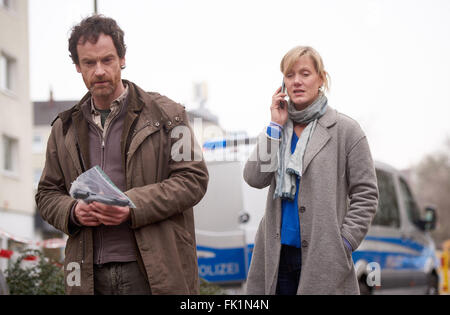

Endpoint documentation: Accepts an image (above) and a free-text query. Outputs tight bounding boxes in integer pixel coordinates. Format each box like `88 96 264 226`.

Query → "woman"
244 46 379 295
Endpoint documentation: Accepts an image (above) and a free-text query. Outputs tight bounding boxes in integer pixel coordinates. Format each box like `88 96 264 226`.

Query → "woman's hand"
270 86 288 126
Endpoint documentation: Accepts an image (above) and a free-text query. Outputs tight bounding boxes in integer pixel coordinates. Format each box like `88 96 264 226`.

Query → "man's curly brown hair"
68 15 126 65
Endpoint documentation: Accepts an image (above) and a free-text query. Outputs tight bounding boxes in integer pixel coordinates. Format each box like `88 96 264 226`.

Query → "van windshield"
398 178 422 227
372 169 401 228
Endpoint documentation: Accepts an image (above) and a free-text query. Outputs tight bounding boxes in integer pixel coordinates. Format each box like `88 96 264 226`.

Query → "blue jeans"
276 245 302 295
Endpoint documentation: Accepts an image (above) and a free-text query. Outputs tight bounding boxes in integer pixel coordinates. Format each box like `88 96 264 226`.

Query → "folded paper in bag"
69 166 136 208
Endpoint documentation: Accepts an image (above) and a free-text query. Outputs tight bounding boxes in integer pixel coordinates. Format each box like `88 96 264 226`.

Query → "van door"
398 177 429 291
360 168 411 291
194 160 248 283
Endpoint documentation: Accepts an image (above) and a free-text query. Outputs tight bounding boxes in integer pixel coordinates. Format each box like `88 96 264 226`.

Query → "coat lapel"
64 127 83 175
60 102 90 175
302 124 330 175
302 107 337 175
72 107 90 171
124 81 165 162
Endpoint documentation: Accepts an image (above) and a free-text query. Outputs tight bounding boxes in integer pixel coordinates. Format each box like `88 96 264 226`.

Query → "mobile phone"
280 80 286 108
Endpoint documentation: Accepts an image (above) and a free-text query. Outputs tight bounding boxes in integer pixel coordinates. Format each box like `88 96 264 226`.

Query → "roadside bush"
5 249 64 295
199 278 226 295
5 250 227 295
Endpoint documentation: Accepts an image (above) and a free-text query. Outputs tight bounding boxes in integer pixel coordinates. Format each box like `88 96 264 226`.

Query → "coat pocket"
168 220 197 292
339 237 353 270
169 220 195 249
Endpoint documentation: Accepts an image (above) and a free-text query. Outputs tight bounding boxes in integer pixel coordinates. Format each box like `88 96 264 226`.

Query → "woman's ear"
319 71 327 90
321 71 327 84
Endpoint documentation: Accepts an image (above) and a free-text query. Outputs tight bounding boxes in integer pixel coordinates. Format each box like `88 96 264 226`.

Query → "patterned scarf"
274 92 328 200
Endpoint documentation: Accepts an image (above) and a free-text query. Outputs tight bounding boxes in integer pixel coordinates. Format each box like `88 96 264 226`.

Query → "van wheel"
426 273 439 295
358 276 372 295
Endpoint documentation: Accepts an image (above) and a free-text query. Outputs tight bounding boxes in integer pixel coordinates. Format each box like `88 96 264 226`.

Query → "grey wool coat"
243 106 379 295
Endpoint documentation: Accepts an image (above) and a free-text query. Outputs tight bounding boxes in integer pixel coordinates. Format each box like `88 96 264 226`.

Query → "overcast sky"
29 0 450 170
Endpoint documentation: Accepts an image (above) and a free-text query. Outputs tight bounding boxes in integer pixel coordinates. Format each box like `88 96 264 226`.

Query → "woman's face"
284 55 324 111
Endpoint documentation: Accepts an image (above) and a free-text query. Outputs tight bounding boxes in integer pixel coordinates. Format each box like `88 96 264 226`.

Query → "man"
36 15 209 295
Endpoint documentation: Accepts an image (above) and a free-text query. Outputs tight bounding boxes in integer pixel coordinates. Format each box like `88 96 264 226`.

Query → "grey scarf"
274 92 328 200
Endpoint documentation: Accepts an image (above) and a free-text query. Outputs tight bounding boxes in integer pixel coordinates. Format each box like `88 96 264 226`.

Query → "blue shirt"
280 132 301 248
267 124 353 252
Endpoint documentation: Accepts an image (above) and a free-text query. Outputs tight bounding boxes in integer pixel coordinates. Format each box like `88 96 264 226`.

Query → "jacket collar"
54 80 169 131
125 80 166 130
302 106 336 174
123 79 145 113
317 106 337 128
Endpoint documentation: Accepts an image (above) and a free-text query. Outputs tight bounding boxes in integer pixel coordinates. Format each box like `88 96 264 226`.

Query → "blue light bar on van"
203 139 227 150
203 137 257 150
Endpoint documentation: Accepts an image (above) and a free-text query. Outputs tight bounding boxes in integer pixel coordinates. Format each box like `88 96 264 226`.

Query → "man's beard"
90 80 115 98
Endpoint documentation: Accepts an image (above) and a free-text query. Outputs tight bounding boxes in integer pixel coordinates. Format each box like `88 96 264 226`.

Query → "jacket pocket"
169 220 195 249
339 237 353 270
168 220 197 292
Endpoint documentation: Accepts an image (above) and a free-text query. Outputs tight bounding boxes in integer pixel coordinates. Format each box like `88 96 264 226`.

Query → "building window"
32 134 44 153
0 53 16 92
2 134 19 174
33 168 43 188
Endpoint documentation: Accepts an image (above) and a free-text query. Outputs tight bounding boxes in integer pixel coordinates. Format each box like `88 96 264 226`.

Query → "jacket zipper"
91 126 106 265
88 109 121 169
101 139 105 169
97 227 103 265
87 109 121 265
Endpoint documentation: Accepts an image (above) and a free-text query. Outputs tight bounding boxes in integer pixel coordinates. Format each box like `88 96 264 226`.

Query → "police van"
354 161 439 294
194 137 440 294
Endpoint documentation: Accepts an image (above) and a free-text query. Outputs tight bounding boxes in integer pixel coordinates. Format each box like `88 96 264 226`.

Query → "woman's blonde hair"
280 46 330 92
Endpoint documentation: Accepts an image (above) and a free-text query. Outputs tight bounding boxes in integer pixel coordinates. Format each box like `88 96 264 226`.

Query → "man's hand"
89 202 131 226
74 201 101 227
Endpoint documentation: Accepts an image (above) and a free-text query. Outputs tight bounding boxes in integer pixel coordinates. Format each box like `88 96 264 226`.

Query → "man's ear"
120 57 126 70
76 64 81 73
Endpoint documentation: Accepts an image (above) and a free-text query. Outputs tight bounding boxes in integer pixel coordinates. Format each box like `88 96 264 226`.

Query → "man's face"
75 33 125 103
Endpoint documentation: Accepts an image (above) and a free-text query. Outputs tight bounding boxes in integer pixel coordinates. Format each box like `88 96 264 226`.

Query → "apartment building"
0 0 34 269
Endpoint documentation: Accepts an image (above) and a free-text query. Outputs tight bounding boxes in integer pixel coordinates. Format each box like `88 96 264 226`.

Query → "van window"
399 178 422 227
372 169 401 228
